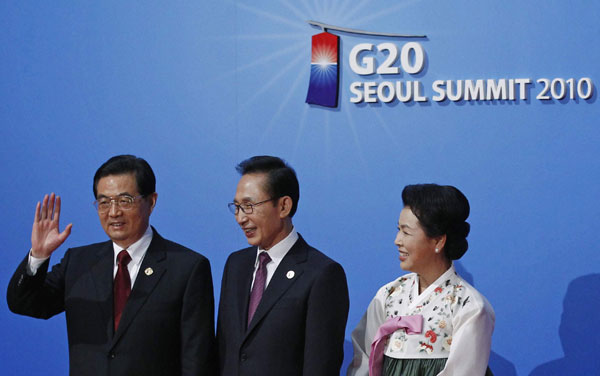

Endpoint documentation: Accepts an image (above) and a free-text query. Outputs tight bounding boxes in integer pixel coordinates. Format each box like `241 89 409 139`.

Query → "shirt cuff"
27 250 49 276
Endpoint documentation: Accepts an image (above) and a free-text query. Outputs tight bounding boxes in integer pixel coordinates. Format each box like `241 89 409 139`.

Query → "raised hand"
30 193 73 258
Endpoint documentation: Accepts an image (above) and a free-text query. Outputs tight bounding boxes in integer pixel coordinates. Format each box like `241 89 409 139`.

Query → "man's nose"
108 201 122 216
235 209 247 224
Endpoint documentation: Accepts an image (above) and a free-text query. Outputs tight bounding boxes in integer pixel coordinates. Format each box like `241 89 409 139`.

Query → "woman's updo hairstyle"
401 184 471 260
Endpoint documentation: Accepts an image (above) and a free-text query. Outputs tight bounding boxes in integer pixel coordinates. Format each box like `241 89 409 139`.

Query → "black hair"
401 184 470 260
93 155 156 198
236 156 299 217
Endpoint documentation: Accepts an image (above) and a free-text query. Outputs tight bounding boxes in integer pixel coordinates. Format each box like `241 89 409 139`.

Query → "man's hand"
31 193 73 259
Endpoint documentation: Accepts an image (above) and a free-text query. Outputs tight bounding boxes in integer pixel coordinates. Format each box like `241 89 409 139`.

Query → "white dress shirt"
111 225 153 287
250 227 298 290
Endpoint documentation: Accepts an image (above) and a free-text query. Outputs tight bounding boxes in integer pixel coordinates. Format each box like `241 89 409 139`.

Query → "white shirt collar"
112 225 153 267
255 227 298 266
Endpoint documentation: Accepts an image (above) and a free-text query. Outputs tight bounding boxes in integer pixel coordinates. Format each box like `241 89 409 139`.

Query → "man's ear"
148 192 158 213
279 196 293 218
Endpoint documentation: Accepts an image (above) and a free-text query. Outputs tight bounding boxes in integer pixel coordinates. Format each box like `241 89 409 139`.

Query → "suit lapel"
89 241 115 341
245 236 308 336
110 228 167 347
235 249 256 330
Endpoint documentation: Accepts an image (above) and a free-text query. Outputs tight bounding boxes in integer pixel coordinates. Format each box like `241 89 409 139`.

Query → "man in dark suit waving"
217 155 349 376
7 155 216 376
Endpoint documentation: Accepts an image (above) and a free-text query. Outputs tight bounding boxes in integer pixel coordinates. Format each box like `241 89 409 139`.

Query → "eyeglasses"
228 198 277 215
93 195 145 213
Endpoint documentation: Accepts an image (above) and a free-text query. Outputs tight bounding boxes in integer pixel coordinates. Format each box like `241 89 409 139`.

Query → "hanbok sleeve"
347 287 387 376
438 297 495 376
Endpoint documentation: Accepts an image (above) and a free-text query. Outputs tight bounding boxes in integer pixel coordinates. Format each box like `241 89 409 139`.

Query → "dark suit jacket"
217 234 349 376
7 228 217 376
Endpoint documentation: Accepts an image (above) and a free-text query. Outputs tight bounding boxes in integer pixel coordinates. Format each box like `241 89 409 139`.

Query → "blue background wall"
2 1 598 375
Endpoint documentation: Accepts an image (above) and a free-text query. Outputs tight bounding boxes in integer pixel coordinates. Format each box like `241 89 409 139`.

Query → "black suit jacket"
7 228 217 376
217 235 349 376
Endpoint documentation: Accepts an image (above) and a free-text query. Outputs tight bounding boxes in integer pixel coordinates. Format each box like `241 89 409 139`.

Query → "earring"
435 248 440 254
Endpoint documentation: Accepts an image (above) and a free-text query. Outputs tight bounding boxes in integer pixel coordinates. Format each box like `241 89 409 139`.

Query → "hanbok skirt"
382 355 494 376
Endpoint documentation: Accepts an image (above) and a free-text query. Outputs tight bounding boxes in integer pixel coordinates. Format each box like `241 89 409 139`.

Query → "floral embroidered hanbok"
347 264 494 376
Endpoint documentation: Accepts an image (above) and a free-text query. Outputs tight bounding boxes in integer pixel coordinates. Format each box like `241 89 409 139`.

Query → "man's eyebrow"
97 192 135 198
234 197 254 203
399 224 413 230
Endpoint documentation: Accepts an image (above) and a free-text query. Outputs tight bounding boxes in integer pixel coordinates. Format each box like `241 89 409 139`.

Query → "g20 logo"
305 21 425 108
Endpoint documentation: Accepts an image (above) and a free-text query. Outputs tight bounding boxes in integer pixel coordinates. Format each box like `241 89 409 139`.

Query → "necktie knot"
117 250 131 266
258 251 271 266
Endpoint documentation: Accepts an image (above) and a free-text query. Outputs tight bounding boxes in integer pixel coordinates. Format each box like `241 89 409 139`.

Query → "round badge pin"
286 270 295 279
145 267 154 276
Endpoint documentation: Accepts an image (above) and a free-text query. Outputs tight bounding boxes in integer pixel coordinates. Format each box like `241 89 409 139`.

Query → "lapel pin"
145 267 153 276
286 270 295 279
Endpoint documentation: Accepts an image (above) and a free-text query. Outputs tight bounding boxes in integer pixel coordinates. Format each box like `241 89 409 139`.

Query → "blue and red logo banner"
305 32 339 108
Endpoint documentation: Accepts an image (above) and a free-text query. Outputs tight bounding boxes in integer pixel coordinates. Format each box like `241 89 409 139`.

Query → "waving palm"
31 193 73 258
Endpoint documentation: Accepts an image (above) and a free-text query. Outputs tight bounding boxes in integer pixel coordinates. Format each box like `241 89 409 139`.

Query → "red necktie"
114 249 132 331
247 251 271 326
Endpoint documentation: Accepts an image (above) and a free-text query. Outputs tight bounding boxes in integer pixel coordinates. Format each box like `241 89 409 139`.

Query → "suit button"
241 353 247 361
108 352 116 359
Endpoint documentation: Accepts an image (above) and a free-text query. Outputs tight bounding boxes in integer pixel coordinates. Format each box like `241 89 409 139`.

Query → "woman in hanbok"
347 184 494 376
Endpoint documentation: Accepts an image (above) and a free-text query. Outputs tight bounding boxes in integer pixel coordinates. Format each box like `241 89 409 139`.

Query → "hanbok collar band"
409 263 455 310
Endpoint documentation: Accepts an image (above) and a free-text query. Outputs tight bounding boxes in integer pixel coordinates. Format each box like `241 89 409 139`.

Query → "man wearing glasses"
217 155 349 376
7 155 217 376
